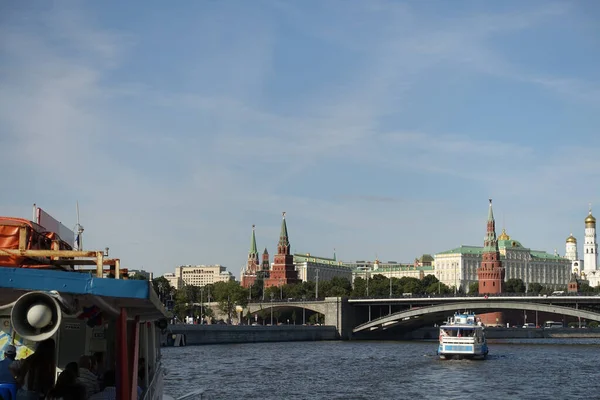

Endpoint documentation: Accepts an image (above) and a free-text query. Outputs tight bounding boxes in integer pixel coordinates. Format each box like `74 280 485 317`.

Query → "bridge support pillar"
323 297 355 340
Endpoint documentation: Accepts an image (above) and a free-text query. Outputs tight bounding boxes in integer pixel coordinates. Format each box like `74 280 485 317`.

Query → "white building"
164 265 233 289
293 253 353 283
127 269 151 280
163 272 181 289
564 234 583 276
435 229 571 292
350 258 434 284
572 208 600 287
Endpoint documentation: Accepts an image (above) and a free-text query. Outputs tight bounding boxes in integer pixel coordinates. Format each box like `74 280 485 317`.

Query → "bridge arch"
247 302 327 316
353 301 600 334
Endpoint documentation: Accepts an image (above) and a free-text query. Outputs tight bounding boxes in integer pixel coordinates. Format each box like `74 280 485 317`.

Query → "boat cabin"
0 216 170 400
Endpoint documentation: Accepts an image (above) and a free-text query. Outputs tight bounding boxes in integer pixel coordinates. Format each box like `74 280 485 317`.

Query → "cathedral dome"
585 213 596 225
498 229 510 241
566 234 577 243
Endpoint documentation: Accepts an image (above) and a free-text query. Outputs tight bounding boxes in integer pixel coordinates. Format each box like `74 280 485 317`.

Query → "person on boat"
88 370 115 400
92 353 105 379
64 363 79 378
15 338 56 400
45 369 86 400
0 345 18 384
76 356 99 398
137 358 146 389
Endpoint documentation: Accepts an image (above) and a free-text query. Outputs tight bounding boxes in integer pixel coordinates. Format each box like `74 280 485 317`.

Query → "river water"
162 339 600 399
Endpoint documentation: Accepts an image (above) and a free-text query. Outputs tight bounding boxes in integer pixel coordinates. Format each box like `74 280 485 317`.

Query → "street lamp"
302 295 306 325
200 287 204 325
270 292 274 325
315 268 319 300
454 262 458 296
280 278 283 300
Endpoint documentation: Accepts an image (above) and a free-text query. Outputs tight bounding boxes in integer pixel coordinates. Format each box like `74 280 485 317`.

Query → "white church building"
568 208 600 287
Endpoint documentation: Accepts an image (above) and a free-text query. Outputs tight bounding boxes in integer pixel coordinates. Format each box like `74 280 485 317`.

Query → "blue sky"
1 1 600 278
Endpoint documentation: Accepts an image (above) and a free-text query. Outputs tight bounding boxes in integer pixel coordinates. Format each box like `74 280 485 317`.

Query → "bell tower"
583 205 597 274
477 199 505 326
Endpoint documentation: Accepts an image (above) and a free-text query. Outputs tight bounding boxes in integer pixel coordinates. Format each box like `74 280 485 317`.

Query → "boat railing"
142 361 165 400
176 389 208 399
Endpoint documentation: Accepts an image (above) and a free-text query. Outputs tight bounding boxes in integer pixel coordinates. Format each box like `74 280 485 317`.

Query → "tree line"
149 274 600 322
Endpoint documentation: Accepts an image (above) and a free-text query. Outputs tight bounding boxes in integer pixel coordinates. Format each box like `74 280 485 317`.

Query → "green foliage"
212 280 249 323
468 282 479 295
349 274 449 298
578 283 596 293
505 278 526 293
152 276 174 300
527 283 544 295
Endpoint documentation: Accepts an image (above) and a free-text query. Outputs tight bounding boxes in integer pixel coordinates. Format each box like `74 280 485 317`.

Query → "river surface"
162 339 600 399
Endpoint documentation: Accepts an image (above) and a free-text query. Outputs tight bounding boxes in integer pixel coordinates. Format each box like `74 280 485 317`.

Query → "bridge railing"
247 298 327 304
348 292 600 300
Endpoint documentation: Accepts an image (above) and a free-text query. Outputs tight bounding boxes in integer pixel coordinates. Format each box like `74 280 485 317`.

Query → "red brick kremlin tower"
241 225 260 288
264 212 300 288
262 248 270 278
477 199 506 326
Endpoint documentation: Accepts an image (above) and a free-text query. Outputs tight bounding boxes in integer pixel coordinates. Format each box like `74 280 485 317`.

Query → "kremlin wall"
164 201 600 308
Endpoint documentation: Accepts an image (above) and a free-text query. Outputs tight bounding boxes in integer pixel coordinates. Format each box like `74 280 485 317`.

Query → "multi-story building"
435 203 571 293
164 265 233 289
293 253 352 282
350 258 434 284
163 272 182 290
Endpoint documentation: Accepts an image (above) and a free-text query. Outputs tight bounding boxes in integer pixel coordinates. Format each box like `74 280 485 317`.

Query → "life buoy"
484 295 488 300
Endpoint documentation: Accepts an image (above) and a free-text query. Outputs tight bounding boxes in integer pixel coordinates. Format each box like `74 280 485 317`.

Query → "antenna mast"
75 201 84 251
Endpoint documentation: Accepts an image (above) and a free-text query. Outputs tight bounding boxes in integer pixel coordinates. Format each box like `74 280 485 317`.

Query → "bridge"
247 295 600 340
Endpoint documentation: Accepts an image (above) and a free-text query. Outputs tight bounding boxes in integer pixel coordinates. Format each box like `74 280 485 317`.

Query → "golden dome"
566 234 577 243
585 213 596 224
498 229 510 241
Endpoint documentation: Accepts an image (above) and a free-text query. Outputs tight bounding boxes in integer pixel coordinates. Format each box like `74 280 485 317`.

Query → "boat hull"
438 343 488 360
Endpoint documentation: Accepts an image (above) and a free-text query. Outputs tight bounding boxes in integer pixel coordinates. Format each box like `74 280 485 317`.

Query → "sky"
1 0 600 279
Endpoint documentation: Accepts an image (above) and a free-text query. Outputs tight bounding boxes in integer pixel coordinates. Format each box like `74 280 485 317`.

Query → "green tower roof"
279 212 290 247
487 198 494 222
249 225 258 255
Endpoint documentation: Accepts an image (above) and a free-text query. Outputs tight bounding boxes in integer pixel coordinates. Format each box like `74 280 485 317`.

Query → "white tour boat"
438 312 488 360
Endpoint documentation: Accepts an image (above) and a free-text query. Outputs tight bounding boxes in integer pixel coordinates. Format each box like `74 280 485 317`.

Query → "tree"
152 276 174 302
578 283 595 293
212 280 248 323
327 277 352 297
468 282 479 295
504 278 526 293
528 283 544 295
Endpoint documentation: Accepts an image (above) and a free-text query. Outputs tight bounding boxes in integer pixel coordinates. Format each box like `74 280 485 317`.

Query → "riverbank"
167 324 338 346
395 327 600 340
166 325 600 346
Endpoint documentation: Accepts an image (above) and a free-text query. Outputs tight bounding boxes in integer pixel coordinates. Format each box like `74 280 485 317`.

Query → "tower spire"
279 212 289 247
249 224 258 255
